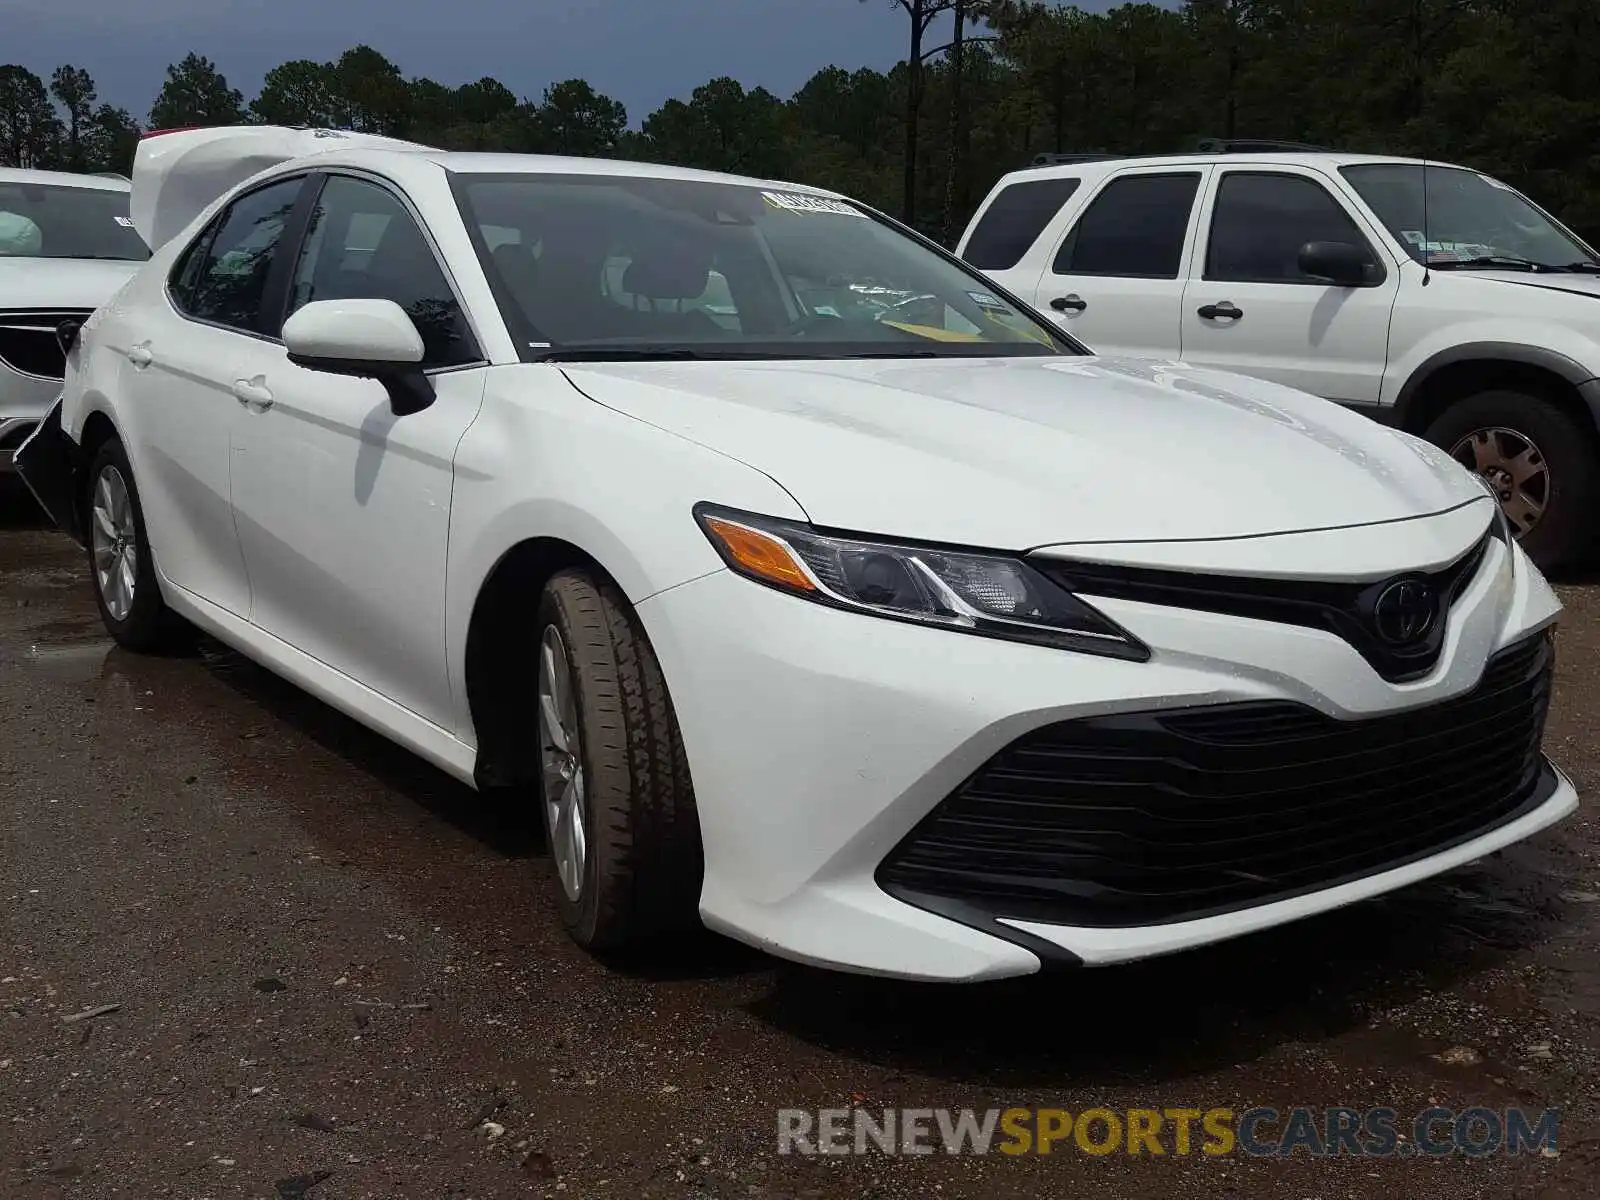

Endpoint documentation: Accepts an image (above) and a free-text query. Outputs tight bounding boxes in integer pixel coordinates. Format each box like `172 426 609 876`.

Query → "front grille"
878 632 1555 928
0 309 91 380
1036 533 1492 683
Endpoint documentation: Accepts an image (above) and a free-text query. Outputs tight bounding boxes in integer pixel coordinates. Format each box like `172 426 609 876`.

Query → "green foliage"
0 64 63 169
49 66 96 171
149 53 245 130
5 1 1599 244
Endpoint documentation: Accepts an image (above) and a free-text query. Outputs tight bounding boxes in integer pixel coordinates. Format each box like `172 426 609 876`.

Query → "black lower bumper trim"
885 759 1561 963
878 633 1556 930
14 398 85 544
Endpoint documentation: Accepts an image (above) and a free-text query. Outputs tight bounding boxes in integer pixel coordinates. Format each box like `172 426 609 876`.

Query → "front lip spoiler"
14 397 86 545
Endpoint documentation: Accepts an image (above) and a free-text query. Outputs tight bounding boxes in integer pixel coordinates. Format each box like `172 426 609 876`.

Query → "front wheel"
1424 389 1600 571
534 569 703 951
84 436 190 652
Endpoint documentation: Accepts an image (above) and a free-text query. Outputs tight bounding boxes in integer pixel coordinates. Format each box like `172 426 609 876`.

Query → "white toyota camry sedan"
18 126 1576 981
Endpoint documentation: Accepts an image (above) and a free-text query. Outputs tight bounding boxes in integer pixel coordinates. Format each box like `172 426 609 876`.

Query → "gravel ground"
2 483 1598 1199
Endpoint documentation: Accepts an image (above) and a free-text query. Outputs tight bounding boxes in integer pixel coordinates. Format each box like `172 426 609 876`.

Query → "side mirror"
1298 240 1378 288
282 298 435 416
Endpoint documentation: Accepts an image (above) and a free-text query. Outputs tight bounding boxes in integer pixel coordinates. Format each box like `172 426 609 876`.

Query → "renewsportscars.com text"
777 1106 1559 1158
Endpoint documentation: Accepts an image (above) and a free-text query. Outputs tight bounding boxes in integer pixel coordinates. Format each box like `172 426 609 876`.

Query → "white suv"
959 147 1600 570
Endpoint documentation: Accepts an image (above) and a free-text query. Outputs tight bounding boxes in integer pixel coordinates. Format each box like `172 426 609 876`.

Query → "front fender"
1385 314 1600 425
441 373 809 743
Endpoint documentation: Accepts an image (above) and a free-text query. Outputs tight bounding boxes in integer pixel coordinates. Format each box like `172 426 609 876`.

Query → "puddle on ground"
14 640 115 683
22 617 104 643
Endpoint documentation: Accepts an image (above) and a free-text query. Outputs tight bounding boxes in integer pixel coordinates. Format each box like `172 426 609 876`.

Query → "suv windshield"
0 181 149 261
1341 163 1597 271
454 173 1073 360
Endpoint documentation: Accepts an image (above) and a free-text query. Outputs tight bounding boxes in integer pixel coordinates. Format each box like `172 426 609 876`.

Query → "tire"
84 435 190 652
1423 389 1600 572
534 569 703 951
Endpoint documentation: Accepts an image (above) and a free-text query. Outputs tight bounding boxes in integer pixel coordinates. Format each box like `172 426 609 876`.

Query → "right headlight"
693 503 1149 661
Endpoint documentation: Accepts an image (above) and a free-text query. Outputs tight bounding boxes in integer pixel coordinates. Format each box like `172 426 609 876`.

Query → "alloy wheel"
91 464 138 622
1449 426 1548 537
537 624 588 902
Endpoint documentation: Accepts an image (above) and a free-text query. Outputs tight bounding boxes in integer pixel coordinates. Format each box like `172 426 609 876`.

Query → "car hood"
562 355 1487 548
0 257 143 310
1435 269 1600 300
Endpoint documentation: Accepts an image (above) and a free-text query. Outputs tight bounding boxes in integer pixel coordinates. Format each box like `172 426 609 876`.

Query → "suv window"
175 177 306 333
1052 173 1200 278
1206 172 1378 283
964 177 1081 271
289 175 479 367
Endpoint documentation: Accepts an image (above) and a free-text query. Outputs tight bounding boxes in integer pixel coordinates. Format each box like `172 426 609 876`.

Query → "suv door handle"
1197 301 1243 321
1049 294 1087 313
232 376 274 412
125 343 153 369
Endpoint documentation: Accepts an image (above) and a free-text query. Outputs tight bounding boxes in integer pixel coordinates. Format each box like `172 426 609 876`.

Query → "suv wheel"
534 569 703 951
1424 389 1599 571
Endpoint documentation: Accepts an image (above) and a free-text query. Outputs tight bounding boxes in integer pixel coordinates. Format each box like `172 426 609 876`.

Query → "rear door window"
963 177 1082 270
176 177 307 334
1051 173 1201 278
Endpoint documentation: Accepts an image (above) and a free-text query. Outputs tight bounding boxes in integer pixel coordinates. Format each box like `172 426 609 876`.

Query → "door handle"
232 376 274 411
125 343 153 369
1197 301 1243 321
1050 294 1087 313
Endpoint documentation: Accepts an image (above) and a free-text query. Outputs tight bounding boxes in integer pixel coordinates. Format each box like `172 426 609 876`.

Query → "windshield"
0 181 149 261
1340 163 1597 270
453 173 1073 360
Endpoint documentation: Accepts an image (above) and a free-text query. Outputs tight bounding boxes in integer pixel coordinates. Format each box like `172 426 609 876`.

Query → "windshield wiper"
534 346 711 362
833 349 946 358
1429 255 1597 273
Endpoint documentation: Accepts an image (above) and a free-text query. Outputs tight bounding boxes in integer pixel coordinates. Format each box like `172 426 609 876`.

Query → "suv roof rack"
1192 137 1331 153
1028 152 1121 167
1025 138 1331 171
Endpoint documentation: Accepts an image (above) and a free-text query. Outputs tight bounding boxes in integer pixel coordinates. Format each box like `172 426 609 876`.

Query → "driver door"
227 173 488 729
1179 168 1400 403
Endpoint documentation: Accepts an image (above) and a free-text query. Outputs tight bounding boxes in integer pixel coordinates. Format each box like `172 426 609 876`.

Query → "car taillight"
141 127 201 139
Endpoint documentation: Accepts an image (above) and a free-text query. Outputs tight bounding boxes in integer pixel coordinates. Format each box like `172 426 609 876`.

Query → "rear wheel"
85 436 189 652
535 569 702 951
1424 389 1599 571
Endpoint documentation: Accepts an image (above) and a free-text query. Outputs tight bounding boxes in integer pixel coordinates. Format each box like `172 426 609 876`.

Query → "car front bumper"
1 353 67 475
11 397 84 538
636 525 1573 981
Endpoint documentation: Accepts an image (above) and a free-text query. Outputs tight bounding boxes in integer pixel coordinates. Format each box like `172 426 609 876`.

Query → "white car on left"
1 167 149 473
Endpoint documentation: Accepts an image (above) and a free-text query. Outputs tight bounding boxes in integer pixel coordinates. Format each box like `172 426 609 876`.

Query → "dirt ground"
2 482 1598 1200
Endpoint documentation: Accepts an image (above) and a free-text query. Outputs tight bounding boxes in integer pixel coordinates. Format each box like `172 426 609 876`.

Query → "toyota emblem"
1372 579 1438 645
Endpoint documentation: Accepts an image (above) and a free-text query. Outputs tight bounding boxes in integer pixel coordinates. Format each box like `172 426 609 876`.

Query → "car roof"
280 146 853 201
0 167 131 192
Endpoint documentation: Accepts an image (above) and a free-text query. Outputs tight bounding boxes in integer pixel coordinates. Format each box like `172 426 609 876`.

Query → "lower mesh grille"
877 633 1556 928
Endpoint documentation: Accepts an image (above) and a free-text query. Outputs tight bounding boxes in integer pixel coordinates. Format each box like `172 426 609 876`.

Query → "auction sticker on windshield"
967 290 1012 313
760 191 866 216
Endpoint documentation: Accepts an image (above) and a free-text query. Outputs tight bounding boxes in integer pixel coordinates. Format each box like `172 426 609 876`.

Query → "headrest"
493 240 538 271
621 235 713 301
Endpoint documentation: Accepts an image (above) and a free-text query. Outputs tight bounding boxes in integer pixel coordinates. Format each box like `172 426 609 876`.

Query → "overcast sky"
4 0 1138 127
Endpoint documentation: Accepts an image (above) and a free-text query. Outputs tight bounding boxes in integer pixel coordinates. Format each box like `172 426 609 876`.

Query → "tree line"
2 0 1598 246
